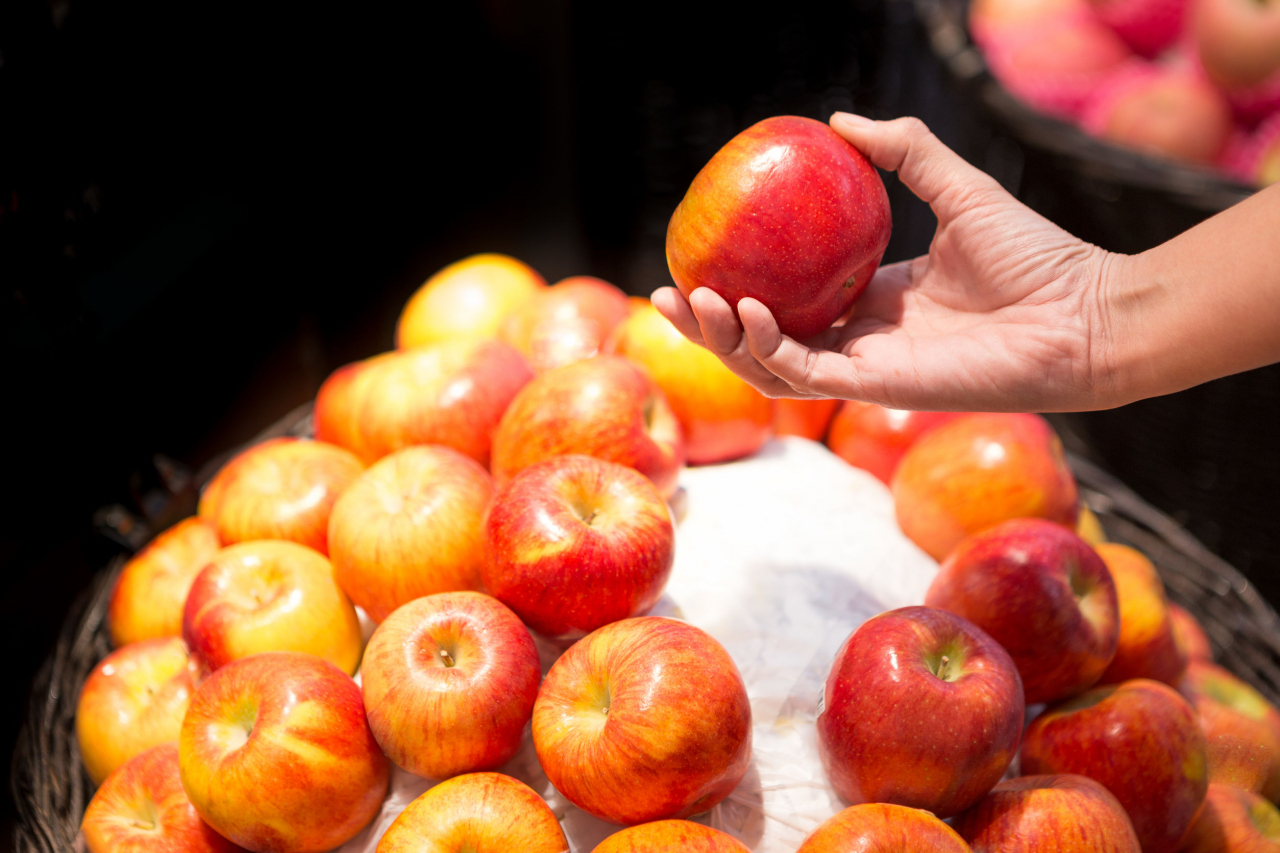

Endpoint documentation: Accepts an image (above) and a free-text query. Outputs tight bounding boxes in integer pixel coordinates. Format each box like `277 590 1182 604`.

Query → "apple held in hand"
108 517 221 647
1181 784 1280 853
593 821 750 852
666 115 892 341
532 616 751 825
1094 543 1187 686
1171 603 1214 662
179 652 389 853
774 398 840 441
396 253 546 349
796 803 972 853
816 606 1023 817
952 774 1141 853
827 403 963 485
1180 660 1280 798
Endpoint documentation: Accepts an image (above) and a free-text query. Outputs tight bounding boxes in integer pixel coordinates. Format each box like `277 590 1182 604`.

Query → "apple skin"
666 115 892 341
81 743 247 853
796 803 972 853
891 413 1079 561
396 253 546 349
491 355 685 498
500 275 631 363
774 398 840 441
179 651 389 853
108 517 222 647
1094 543 1187 687
1084 66 1233 165
607 301 773 465
482 454 675 639
198 437 364 556
328 445 494 623
1077 503 1107 546
182 540 363 675
532 616 751 825
1193 0 1280 91
1171 603 1214 662
592 821 750 852
377 772 567 853
924 518 1119 704
827 403 964 485
361 592 541 780
75 636 198 785
1181 783 1280 853
1180 660 1280 799
816 606 1024 817
968 0 1089 48
1021 678 1208 853
952 774 1141 853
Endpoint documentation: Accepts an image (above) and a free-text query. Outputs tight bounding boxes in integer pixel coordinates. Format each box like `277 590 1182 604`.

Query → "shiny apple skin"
1021 679 1208 853
827 403 962 484
1180 660 1280 799
816 606 1023 817
198 437 364 556
891 413 1079 561
76 637 197 785
532 616 751 825
925 518 1119 704
108 517 222 647
666 115 891 341
82 743 247 853
182 540 363 675
179 652 389 853
501 275 631 357
328 445 494 623
482 455 674 639
396 253 546 349
361 592 541 780
953 774 1141 853
491 355 685 498
1094 543 1187 687
774 398 840 441
1182 783 1280 853
593 820 750 852
1193 0 1280 90
796 802 973 853
607 302 772 465
1171 603 1214 662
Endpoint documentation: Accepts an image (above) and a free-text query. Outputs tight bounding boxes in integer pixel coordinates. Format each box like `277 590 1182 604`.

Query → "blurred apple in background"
1094 542 1187 686
1171 603 1214 662
1180 660 1280 798
396 253 546 349
361 592 541 780
773 398 840 441
891 413 1079 561
796 803 973 853
526 314 608 373
76 637 197 785
817 606 1023 817
108 517 221 647
328 445 493 622
533 616 751 825
491 355 685 498
1181 783 1280 853
182 541 362 674
1088 0 1188 56
827 403 963 484
592 821 751 852
483 454 674 640
968 0 1091 48
1083 65 1233 164
925 518 1119 704
1077 503 1107 545
377 773 568 853
952 774 1141 853
666 115 892 341
1192 0 1280 91
179 652 388 853
500 275 630 362
81 744 246 853
1021 678 1208 852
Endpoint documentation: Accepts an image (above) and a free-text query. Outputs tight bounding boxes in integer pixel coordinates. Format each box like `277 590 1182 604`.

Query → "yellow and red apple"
500 275 631 371
108 517 221 647
774 398 840 442
396 253 545 349
827 403 962 485
1171 603 1214 663
952 774 1141 853
593 821 750 852
1095 543 1187 687
1180 659 1280 799
796 803 973 853
1181 783 1280 853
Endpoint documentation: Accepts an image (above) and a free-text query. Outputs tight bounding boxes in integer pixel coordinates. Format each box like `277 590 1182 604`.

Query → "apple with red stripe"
952 774 1141 853
796 803 972 853
108 517 221 648
592 821 749 852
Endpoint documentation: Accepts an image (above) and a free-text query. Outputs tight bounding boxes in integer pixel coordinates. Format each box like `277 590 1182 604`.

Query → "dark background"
2 0 1278 847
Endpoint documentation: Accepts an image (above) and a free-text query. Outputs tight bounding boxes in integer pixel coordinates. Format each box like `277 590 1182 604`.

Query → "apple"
396 253 546 349
665 115 892 341
1089 0 1188 57
773 398 840 441
796 803 972 853
525 314 609 373
532 616 751 825
1077 503 1107 545
182 540 363 675
1180 660 1280 799
1021 678 1208 853
968 0 1091 48
1094 543 1187 686
607 301 772 465
952 774 1141 853
81 743 246 853
925 518 1119 704
1181 783 1280 853
500 275 631 361
76 637 197 785
817 606 1023 817
377 772 567 853
361 592 541 780
1171 603 1214 662
198 437 364 556
328 445 494 623
592 821 750 852
1193 0 1280 91
891 413 1079 562
108 517 221 647
482 454 675 640
826 403 963 485
491 355 685 498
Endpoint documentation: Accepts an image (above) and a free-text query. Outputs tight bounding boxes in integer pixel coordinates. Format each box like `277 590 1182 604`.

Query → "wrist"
1085 248 1145 410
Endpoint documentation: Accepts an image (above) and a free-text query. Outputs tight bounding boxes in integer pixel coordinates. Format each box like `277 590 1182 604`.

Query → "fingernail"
831 112 875 129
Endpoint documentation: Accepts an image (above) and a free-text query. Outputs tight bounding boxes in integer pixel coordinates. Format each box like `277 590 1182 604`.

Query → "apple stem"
439 648 456 668
938 655 951 680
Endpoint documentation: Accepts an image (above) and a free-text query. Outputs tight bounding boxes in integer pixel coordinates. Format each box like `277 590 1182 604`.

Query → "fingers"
738 298 865 400
688 290 808 397
651 287 706 347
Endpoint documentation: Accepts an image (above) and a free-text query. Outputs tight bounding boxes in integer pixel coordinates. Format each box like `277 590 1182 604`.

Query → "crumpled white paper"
338 437 939 853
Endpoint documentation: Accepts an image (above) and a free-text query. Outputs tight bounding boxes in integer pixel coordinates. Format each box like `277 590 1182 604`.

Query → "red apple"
532 616 751 825
328 445 494 623
500 275 631 363
952 774 1141 853
827 403 963 485
1095 543 1187 686
377 772 568 853
593 821 750 852
490 355 685 498
108 517 221 647
968 0 1090 48
1088 0 1189 57
482 454 674 640
666 115 892 341
396 253 546 349
1021 679 1208 853
924 518 1119 704
1193 0 1280 91
1171 603 1214 662
1180 660 1280 799
179 652 389 853
1083 65 1233 165
81 743 246 853
360 592 541 780
1181 783 1280 853
774 398 840 441
796 803 972 853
